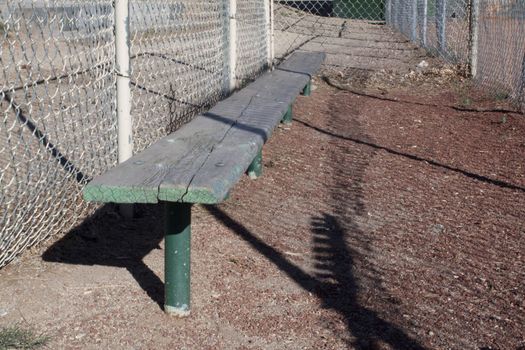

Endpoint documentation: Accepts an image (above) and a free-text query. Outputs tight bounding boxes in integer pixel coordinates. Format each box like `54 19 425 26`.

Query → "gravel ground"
0 72 524 349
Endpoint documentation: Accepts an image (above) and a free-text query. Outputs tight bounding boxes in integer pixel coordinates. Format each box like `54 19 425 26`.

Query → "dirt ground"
0 67 524 350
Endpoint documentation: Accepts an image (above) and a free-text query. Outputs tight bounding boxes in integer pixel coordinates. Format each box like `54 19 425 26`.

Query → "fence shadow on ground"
206 207 424 350
294 117 525 193
204 91 424 349
42 204 165 310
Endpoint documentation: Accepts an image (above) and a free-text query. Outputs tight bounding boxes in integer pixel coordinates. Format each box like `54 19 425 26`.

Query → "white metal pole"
385 0 392 26
437 0 446 53
519 53 525 113
228 0 237 91
411 0 417 42
264 0 270 68
115 0 132 163
270 0 275 66
469 0 480 77
115 0 133 217
422 0 428 46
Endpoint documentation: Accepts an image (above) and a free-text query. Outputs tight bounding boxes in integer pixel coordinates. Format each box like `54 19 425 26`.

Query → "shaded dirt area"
0 74 524 349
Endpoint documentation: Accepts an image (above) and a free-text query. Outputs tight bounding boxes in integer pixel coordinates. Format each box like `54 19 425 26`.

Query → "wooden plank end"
83 184 159 204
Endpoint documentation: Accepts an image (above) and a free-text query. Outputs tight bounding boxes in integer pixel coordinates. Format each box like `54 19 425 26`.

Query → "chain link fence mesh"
386 0 525 106
129 0 229 152
0 0 269 268
236 0 270 85
387 0 470 64
475 0 525 106
274 0 524 109
273 1 386 64
0 0 117 267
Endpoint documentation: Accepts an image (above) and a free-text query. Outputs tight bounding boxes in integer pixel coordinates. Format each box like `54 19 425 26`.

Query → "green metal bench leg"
302 80 312 96
164 202 192 317
247 149 263 179
281 105 293 125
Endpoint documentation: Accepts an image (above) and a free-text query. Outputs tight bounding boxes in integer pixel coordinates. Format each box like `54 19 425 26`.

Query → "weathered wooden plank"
84 51 326 204
277 51 326 76
170 96 290 203
84 90 257 203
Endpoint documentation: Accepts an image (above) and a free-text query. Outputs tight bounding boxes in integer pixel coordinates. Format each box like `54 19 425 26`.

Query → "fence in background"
0 0 270 268
273 0 525 107
273 0 386 66
387 0 525 106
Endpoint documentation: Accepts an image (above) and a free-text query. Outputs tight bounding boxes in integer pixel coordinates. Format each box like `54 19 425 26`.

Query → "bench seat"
82 51 325 317
84 51 325 205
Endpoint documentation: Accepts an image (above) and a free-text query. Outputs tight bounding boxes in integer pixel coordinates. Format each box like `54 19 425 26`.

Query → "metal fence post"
401 0 407 33
385 0 392 25
270 0 275 67
421 0 428 46
228 0 237 91
411 0 418 41
392 0 398 29
518 53 525 113
115 0 133 218
401 0 405 31
264 0 272 68
468 0 480 77
436 0 447 54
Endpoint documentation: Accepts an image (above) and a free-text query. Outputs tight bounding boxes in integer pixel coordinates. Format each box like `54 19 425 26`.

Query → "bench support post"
282 105 293 125
164 202 192 317
247 149 263 179
302 80 312 96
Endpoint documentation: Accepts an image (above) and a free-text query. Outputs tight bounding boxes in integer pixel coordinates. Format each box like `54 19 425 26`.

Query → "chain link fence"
273 0 525 108
386 0 472 75
129 0 229 152
474 0 525 107
387 0 525 106
0 0 117 268
273 1 386 64
0 0 270 268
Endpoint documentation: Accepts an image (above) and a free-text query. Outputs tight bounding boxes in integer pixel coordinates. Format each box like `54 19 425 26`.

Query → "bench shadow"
42 204 165 310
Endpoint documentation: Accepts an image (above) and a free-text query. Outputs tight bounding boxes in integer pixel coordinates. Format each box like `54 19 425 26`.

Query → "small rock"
417 60 429 69
432 224 445 235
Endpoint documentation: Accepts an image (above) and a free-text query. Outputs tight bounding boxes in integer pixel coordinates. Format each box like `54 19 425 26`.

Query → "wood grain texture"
84 51 326 204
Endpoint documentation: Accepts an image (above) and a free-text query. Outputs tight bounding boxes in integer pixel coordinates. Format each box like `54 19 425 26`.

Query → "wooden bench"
83 51 326 316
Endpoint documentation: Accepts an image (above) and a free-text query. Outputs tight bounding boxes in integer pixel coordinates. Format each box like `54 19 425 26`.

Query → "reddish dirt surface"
0 76 524 350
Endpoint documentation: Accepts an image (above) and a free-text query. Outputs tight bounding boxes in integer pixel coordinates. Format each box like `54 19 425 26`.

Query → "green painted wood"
302 81 312 96
180 95 293 202
277 51 325 77
84 90 257 204
164 202 192 317
83 51 326 205
282 105 293 124
247 149 263 179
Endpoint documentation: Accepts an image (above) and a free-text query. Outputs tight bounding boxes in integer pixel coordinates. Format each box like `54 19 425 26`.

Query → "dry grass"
0 325 49 350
